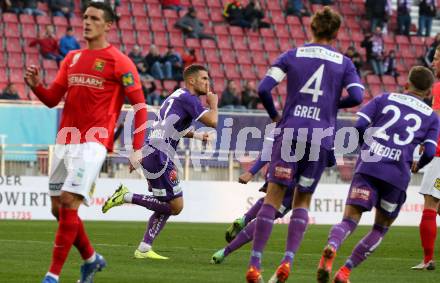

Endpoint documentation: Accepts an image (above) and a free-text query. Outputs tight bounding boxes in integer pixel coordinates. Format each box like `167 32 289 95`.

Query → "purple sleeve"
258 76 279 119
185 95 208 121
418 142 436 169
342 59 363 93
419 116 440 169
249 157 268 175
338 87 364 109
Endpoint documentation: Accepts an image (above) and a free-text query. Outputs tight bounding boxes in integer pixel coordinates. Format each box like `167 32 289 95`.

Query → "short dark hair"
408 66 435 92
183 64 208 81
66 26 73 32
310 6 342 41
86 1 115 22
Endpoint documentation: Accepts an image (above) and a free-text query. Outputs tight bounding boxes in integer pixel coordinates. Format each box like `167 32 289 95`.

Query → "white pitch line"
0 239 417 262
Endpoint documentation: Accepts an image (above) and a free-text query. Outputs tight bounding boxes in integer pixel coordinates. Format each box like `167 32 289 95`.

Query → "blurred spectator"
144 45 172 81
223 0 252 28
141 77 159 105
362 27 384 75
161 0 183 12
220 80 246 109
397 0 412 35
175 7 216 40
241 81 259 109
182 48 197 68
424 33 440 66
344 46 363 76
59 26 80 57
129 45 148 76
0 83 20 100
384 50 399 77
29 25 63 65
23 0 45 15
164 45 183 81
285 0 310 17
49 0 74 19
418 0 436 37
2 0 24 14
365 0 392 32
243 0 270 30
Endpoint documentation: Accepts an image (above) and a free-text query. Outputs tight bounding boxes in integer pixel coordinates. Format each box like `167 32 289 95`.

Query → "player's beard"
194 87 207 96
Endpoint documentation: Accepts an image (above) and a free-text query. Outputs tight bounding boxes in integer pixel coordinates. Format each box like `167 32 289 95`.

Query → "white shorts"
419 157 440 200
49 142 107 206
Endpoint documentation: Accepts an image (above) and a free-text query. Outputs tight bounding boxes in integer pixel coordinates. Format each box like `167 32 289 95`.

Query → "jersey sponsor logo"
169 169 180 186
70 52 81 67
274 166 292 180
122 72 135 87
93 58 106 72
296 46 343 64
350 187 371 201
388 93 433 116
68 74 105 89
434 178 440 191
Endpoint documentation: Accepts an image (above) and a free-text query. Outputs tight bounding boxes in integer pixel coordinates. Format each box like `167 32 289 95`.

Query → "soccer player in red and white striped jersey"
24 2 147 283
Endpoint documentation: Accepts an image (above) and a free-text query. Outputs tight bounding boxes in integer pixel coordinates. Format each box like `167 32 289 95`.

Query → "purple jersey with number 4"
355 92 439 189
268 43 363 150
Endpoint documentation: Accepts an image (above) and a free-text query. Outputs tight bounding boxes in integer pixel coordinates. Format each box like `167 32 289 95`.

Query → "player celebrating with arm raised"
317 66 439 283
102 64 218 259
245 7 364 283
25 2 147 283
411 46 440 271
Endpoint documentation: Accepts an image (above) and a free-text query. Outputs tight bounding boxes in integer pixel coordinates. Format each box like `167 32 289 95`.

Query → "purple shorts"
346 173 407 219
267 140 332 194
141 151 182 202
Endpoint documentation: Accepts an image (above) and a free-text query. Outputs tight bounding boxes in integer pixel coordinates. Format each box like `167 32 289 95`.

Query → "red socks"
73 219 95 260
419 209 437 263
49 208 80 275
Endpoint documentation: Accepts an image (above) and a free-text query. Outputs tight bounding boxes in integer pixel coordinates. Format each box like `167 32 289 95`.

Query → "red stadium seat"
168 32 184 47
366 74 381 85
121 30 136 45
21 24 38 39
9 68 24 83
150 18 166 32
231 36 248 50
0 68 7 83
219 50 236 64
206 0 222 8
201 39 217 49
0 53 6 67
382 75 396 87
260 28 275 38
185 38 201 48
217 35 231 49
145 3 161 18
240 64 256 80
6 38 21 52
224 63 241 79
25 54 40 67
235 50 252 65
267 51 279 64
274 24 290 39
118 16 132 29
35 15 51 25
251 51 267 66
14 83 28 100
256 65 268 79
208 63 224 79
7 53 24 68
133 17 149 31
4 22 20 38
204 49 220 63
162 9 179 19
214 25 229 36
2 13 18 23
53 16 68 27
137 31 152 46
42 59 58 70
153 31 168 46
279 38 293 51
19 14 35 24
263 38 279 52
118 2 131 16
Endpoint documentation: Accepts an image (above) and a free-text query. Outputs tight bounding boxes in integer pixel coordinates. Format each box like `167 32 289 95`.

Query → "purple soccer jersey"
355 92 440 189
267 43 363 150
147 88 208 155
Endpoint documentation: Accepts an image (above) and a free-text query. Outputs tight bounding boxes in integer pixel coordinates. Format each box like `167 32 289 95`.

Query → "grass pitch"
0 220 437 282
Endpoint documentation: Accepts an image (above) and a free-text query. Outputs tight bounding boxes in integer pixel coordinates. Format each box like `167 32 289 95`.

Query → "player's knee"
170 205 183 215
59 192 82 208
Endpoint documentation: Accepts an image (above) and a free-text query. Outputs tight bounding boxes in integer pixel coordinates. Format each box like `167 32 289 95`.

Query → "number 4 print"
300 64 325 103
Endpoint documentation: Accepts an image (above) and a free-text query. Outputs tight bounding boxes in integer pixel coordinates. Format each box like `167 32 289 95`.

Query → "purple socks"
249 204 277 269
225 220 256 256
282 208 309 265
244 198 264 225
143 212 170 245
132 194 172 215
344 224 389 270
328 218 358 250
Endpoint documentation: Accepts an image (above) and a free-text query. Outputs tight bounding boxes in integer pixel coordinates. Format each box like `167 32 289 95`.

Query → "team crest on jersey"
70 52 81 67
274 166 292 180
434 178 440 191
169 169 179 186
122 72 135 87
93 59 106 72
350 187 371 201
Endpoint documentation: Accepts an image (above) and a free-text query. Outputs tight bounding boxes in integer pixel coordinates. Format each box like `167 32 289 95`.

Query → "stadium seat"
150 18 166 32
21 24 38 39
118 16 132 29
235 50 252 65
204 49 220 63
279 38 293 51
260 28 275 38
136 31 152 46
4 22 20 38
25 54 40 67
70 16 82 27
201 39 217 49
263 38 279 52
168 32 184 47
213 25 229 36
0 68 7 84
134 17 149 31
274 24 290 39
145 3 162 18
229 26 244 36
163 9 179 19
118 2 131 16
206 0 223 8
240 64 256 80
121 30 136 45
35 15 51 25
231 36 248 50
382 75 396 89
256 65 268 79
6 38 22 52
366 74 381 85
14 83 28 100
7 53 24 68
219 50 236 64
217 35 231 49
153 31 168 46
2 13 18 23
251 51 267 66
9 68 24 83
42 59 58 70
0 53 6 67
19 14 35 24
53 16 68 27
185 38 201 48
224 63 241 79
208 63 224 79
